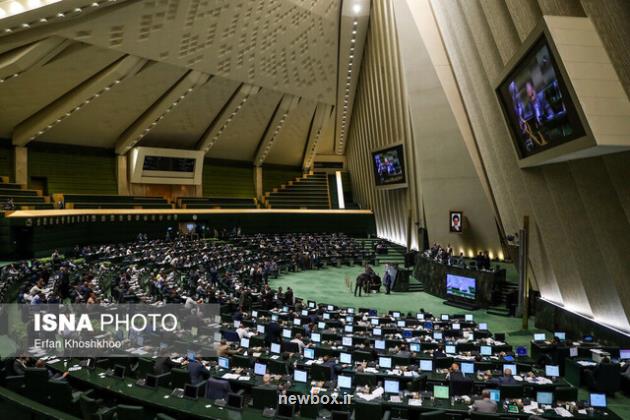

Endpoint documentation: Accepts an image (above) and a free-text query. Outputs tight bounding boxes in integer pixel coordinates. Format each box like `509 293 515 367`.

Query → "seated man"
493 368 517 385
471 389 498 413
188 356 210 385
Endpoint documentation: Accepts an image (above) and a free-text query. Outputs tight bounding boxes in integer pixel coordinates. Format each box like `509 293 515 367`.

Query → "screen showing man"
371 144 407 188
497 38 586 158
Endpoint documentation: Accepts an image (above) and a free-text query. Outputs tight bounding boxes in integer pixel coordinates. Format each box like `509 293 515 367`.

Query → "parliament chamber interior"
0 0 629 419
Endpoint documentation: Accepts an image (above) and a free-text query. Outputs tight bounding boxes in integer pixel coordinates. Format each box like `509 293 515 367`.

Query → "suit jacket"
188 360 209 385
154 357 174 375
496 375 517 385
471 399 498 413
207 377 232 400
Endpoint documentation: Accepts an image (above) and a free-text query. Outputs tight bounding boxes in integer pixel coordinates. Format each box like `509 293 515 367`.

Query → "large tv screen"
371 144 406 189
446 274 476 301
497 37 585 159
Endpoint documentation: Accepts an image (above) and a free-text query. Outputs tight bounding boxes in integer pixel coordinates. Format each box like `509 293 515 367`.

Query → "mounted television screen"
446 274 476 300
497 37 585 159
371 144 407 189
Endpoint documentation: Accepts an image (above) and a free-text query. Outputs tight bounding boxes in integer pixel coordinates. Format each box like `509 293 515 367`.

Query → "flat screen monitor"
480 346 492 356
233 320 240 328
311 333 321 343
441 314 449 321
420 360 433 372
368 309 378 317
461 362 474 375
554 332 566 341
327 305 335 311
347 307 355 314
340 352 352 364
537 391 554 405
410 343 421 352
424 321 433 330
184 384 199 399
282 329 292 339
272 314 279 322
397 320 405 327
496 37 586 159
271 343 281 354
534 333 546 341
489 389 501 402
113 365 126 379
252 310 258 318
372 144 407 189
294 369 307 383
620 349 630 360
590 393 607 408
433 385 449 399
569 347 578 358
403 330 412 338
583 335 593 342
342 336 353 347
379 357 392 369
446 274 476 300
301 310 308 316
323 313 330 320
344 325 353 333
338 375 352 389
375 340 385 350
392 311 401 318
370 318 379 325
254 363 267 376
308 301 316 309
318 321 325 329
303 348 315 360
445 345 456 354
465 314 474 322
384 380 400 394
503 364 517 375
240 338 250 348
282 306 289 313
218 356 230 370
478 323 488 330
293 318 301 326
545 365 560 377
373 328 382 336
257 325 265 334
416 313 425 320
346 315 354 323
433 332 443 340
452 323 461 331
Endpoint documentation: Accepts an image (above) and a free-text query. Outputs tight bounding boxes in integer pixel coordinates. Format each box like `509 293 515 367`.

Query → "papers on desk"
365 367 379 373
270 355 279 360
389 396 402 403
47 359 61 365
221 373 240 380
238 376 251 381
554 407 573 417
408 399 422 406
356 387 384 402
252 352 262 358
514 375 523 381
577 361 597 367
524 376 552 385
68 366 82 372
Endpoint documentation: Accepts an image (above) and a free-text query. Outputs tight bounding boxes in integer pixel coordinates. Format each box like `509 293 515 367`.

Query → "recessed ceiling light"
352 4 361 14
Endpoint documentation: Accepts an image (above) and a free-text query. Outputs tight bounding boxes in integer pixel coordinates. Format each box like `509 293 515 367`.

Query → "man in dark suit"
206 377 232 400
354 274 365 297
446 363 464 380
493 368 517 385
471 389 498 413
188 357 210 385
154 348 176 374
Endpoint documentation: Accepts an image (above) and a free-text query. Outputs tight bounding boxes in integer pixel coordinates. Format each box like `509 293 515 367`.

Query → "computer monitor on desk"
465 314 474 322
480 345 492 356
271 342 281 354
420 360 433 372
340 352 352 364
554 332 566 341
545 365 560 378
489 389 501 402
590 393 607 409
254 363 267 376
410 343 421 352
375 340 385 350
384 380 399 394
478 322 488 330
537 391 554 406
461 362 475 375
433 385 449 399
218 356 230 370
338 375 352 390
533 333 546 341
619 349 630 361
294 369 307 383
303 348 315 360
569 347 578 358
379 357 392 369
311 332 321 343
445 345 456 354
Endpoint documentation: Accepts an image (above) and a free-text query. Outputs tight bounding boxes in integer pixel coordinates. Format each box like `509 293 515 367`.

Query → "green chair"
24 367 50 403
310 363 332 381
353 350 374 362
3 375 24 392
79 391 115 420
251 385 278 409
115 404 145 420
48 379 82 415
169 368 188 389
136 358 154 378
354 373 377 387
269 359 288 375
354 400 384 420
232 354 252 369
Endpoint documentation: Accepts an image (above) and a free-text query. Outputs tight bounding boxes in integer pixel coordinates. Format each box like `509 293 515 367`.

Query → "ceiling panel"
141 76 241 149
207 88 283 161
38 61 186 148
265 98 317 166
0 42 123 138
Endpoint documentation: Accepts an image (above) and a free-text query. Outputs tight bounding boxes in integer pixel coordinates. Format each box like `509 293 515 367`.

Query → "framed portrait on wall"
450 211 463 233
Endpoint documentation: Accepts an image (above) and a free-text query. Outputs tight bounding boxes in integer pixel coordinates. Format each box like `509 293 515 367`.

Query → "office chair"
24 367 50 403
354 373 378 387
554 385 578 402
135 358 154 378
352 350 374 362
281 342 299 353
168 368 188 389
450 377 474 396
207 377 232 400
585 363 621 395
310 363 333 381
268 359 289 375
251 386 278 410
231 354 252 369
499 384 524 399
48 379 82 414
79 391 115 420
3 375 24 392
115 404 145 420
276 403 296 419
354 400 385 420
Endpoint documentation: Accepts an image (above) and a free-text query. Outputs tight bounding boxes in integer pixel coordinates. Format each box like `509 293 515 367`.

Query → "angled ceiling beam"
254 95 300 166
12 54 146 146
114 69 211 154
302 103 333 171
196 84 261 154
0 36 69 82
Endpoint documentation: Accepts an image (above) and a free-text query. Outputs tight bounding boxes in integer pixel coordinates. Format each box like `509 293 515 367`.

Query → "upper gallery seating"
177 197 258 209
263 172 330 209
58 194 172 209
0 177 54 210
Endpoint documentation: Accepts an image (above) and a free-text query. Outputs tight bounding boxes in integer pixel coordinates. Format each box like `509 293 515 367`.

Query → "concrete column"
14 146 27 186
116 154 130 195
254 166 263 201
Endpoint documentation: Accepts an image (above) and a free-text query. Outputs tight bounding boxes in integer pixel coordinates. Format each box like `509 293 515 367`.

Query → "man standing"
354 274 364 297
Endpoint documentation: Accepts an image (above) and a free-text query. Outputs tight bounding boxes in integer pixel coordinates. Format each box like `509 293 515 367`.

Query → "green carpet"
270 264 630 419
